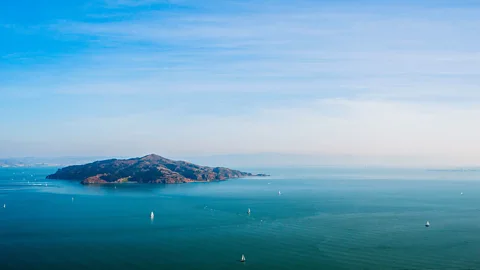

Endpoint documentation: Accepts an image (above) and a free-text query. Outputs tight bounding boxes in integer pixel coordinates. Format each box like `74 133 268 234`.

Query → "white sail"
247 208 251 214
150 211 155 219
3 204 5 208
425 221 430 226
241 254 245 262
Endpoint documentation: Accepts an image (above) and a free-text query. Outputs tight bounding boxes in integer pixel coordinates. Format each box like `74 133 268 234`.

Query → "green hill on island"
46 154 268 184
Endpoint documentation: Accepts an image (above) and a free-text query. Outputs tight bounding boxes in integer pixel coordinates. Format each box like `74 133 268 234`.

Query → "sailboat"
247 208 251 215
425 221 430 227
150 211 155 219
240 254 246 262
278 190 281 195
3 204 5 208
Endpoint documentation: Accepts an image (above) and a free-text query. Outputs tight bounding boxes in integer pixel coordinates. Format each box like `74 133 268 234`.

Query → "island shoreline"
47 154 269 185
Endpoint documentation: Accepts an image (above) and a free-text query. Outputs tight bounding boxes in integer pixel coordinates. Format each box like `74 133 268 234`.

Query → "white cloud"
3 0 480 165
102 0 177 8
34 3 479 101
23 98 474 166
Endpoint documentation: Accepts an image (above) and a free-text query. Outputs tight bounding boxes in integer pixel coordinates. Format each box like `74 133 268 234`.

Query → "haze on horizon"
1 0 480 167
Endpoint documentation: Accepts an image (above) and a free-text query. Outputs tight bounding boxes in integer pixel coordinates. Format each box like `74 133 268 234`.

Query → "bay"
1 167 480 269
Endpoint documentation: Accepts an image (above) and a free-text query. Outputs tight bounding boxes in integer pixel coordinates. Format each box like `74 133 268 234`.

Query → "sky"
1 0 480 166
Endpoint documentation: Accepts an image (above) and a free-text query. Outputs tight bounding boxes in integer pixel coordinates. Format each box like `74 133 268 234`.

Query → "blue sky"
1 0 480 166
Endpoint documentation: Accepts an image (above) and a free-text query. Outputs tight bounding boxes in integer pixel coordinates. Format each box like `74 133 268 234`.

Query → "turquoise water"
2 167 480 269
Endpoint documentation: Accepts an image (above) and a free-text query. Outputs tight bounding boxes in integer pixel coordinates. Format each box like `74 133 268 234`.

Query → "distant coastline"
427 169 480 172
0 163 58 168
0 157 122 168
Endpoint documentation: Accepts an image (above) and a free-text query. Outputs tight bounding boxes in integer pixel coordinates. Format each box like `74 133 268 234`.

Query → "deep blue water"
2 167 480 269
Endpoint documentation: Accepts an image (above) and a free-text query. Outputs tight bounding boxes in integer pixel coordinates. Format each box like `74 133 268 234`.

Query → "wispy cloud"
4 98 475 165
102 0 185 8
40 2 480 100
2 0 480 163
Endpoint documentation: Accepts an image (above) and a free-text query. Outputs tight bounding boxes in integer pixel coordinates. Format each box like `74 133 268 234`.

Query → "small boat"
425 221 430 227
240 254 246 262
461 192 463 195
3 204 5 208
150 211 155 219
72 197 74 202
278 191 281 195
247 208 251 215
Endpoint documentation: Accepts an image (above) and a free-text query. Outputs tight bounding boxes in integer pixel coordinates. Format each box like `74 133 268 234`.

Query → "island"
46 154 269 184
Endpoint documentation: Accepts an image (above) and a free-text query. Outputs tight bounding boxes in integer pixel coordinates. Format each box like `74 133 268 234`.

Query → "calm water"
2 167 480 269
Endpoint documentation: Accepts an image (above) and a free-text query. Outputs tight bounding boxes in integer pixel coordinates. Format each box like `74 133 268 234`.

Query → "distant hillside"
46 154 268 184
